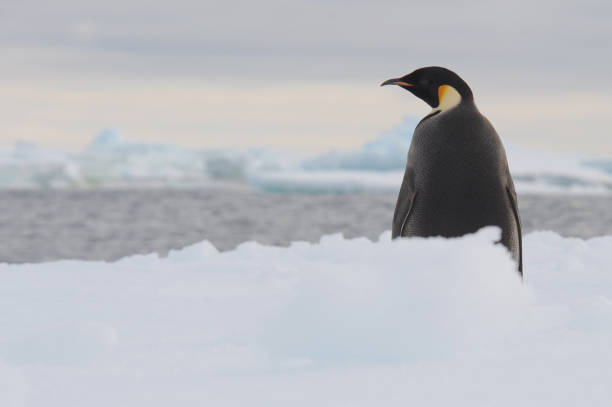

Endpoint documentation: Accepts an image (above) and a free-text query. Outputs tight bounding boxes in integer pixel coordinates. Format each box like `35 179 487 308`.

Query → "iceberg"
79 128 209 186
250 118 612 194
302 117 417 171
1 121 611 193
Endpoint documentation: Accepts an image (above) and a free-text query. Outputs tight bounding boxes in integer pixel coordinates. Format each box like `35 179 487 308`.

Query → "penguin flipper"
392 166 416 238
505 184 523 274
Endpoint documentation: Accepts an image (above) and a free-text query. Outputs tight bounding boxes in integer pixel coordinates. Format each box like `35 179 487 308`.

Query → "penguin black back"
382 67 523 274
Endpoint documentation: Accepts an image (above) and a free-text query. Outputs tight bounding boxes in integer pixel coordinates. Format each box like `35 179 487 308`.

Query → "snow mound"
1 228 611 406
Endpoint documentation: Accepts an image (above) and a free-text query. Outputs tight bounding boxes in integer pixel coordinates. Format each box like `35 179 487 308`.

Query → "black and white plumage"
382 67 523 274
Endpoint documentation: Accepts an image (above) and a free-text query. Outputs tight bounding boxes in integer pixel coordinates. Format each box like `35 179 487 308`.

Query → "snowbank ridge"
1 228 611 406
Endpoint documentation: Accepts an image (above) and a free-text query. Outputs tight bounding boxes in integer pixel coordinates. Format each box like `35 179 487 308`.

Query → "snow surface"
1 228 611 406
1 120 612 193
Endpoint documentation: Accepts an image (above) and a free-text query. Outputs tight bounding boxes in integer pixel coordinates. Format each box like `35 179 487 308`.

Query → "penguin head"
381 67 473 111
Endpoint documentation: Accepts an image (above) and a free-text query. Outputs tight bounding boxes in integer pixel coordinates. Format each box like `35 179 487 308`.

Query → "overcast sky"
1 0 611 155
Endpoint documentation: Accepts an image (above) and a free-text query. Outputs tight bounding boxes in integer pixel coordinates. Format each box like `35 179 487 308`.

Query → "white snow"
1 228 611 406
1 121 612 192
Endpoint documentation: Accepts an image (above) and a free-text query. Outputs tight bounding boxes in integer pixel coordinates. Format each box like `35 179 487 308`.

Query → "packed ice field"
1 118 612 405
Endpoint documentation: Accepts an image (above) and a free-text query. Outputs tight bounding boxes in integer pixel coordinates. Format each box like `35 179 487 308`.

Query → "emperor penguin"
381 66 522 274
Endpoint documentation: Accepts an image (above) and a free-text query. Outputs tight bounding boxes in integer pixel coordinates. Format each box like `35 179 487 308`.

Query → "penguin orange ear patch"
435 85 462 112
438 85 450 102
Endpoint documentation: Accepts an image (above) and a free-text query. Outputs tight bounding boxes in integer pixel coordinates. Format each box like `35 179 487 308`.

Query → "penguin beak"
380 78 413 87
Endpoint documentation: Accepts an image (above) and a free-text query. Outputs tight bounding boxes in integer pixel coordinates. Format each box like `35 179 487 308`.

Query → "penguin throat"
430 85 462 114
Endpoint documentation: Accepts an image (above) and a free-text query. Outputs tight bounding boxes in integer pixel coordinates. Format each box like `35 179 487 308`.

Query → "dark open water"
1 188 611 263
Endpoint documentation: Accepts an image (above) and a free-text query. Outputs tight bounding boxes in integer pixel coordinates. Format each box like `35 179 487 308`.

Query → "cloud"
0 0 610 155
1 0 610 87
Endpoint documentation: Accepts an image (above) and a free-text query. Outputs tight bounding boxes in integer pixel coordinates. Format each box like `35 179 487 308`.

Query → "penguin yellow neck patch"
432 84 462 113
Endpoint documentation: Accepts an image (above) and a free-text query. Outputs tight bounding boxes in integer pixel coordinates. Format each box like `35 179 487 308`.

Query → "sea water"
1 188 610 263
